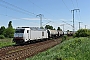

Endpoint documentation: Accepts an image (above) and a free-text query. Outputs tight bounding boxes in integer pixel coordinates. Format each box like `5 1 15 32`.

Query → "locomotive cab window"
15 29 24 33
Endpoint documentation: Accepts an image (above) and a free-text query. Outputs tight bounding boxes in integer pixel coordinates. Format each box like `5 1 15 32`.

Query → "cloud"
21 18 40 20
11 19 19 20
60 19 65 21
60 19 72 21
11 18 51 21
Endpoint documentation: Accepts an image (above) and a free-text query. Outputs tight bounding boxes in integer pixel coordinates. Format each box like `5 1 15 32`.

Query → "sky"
0 0 90 31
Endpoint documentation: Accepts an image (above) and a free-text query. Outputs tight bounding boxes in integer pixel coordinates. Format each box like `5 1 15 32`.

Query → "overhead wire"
0 0 36 15
28 0 60 26
0 3 34 16
74 0 80 22
76 0 79 8
61 0 70 11
0 13 39 25
70 0 75 8
28 0 57 21
0 0 45 26
0 0 78 29
28 0 74 28
61 0 80 31
75 0 81 22
0 0 55 26
0 0 66 26
28 0 62 18
61 0 74 29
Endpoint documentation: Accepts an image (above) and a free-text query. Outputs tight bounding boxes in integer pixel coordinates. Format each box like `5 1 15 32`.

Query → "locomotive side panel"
30 30 48 40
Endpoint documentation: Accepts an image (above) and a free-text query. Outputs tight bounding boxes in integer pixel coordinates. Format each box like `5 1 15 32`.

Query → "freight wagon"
47 29 58 38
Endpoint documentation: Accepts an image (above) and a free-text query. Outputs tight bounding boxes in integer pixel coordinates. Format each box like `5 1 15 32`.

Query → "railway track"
0 38 61 60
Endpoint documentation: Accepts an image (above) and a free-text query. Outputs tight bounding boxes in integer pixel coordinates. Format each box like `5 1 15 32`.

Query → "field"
26 37 90 60
0 38 15 48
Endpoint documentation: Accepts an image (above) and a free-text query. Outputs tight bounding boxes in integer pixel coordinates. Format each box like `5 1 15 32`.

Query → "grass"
0 38 15 48
26 37 90 60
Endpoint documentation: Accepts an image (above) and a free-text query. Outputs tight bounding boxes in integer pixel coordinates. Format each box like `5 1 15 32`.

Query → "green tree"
4 21 15 38
53 28 56 30
0 26 5 35
4 28 14 38
67 30 69 32
8 21 13 28
40 27 44 29
57 27 62 31
45 25 53 30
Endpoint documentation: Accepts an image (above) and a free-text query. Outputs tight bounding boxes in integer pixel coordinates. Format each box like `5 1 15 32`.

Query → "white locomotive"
13 27 49 44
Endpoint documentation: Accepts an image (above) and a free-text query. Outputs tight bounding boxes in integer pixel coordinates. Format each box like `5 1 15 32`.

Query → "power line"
0 0 53 23
70 0 75 8
0 0 36 16
0 3 34 16
0 13 39 25
61 0 70 11
30 0 71 24
0 0 54 25
75 0 81 22
28 0 59 22
62 21 73 27
28 0 64 28
42 21 51 26
0 0 74 29
76 0 79 8
0 0 54 27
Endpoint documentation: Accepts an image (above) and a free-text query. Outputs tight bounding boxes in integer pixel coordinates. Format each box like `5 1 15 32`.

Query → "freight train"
13 27 73 44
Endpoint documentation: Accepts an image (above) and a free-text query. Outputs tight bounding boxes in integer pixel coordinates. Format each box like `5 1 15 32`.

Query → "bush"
62 35 67 42
0 35 5 39
74 29 90 37
4 28 15 38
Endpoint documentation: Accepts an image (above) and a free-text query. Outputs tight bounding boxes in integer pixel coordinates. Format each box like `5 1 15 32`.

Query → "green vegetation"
62 35 67 42
45 25 62 30
45 25 54 30
0 21 15 48
4 27 15 38
26 37 90 60
0 35 5 39
74 29 90 37
0 38 15 48
0 21 15 38
57 27 62 31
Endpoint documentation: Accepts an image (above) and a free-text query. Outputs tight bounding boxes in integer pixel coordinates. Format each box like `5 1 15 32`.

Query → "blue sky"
0 0 90 31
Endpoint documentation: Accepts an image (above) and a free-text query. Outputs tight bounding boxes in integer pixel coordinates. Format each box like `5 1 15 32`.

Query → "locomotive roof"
30 27 46 31
17 27 46 31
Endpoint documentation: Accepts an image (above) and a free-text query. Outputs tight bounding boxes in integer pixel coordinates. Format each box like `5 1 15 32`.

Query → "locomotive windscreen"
15 29 25 33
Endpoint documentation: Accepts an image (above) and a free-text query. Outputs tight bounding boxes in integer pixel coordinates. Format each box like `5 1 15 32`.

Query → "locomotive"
13 27 72 44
